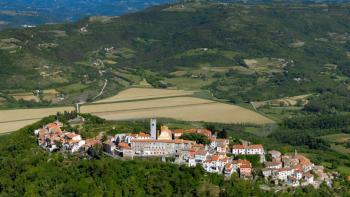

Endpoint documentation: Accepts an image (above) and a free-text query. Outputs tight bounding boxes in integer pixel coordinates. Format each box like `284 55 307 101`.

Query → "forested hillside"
0 2 350 107
0 114 349 196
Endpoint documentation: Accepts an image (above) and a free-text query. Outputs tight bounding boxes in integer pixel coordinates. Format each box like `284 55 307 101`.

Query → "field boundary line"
0 118 41 124
87 95 197 106
86 101 217 114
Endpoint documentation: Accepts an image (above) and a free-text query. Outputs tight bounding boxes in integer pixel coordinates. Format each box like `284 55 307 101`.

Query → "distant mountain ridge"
0 0 348 30
0 0 175 30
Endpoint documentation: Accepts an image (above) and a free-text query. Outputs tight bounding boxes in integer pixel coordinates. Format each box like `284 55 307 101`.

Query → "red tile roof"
237 159 251 167
197 129 212 137
240 164 252 169
173 129 185 134
65 133 79 139
118 142 131 149
66 139 80 144
247 144 263 149
46 123 60 129
130 139 194 144
138 132 151 137
195 150 208 156
304 172 313 178
232 144 245 149
295 154 311 165
211 155 220 161
85 138 101 147
192 144 204 147
277 168 293 172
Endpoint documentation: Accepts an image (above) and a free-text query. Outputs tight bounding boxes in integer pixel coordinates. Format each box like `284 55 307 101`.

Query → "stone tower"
150 119 157 140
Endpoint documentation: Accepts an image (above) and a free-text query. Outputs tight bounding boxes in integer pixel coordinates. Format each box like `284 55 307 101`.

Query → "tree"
54 140 63 150
87 144 103 159
217 129 228 139
180 133 210 145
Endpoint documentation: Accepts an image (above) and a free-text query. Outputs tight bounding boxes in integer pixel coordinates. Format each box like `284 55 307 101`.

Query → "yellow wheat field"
83 97 273 125
0 90 273 133
94 88 194 103
0 106 73 133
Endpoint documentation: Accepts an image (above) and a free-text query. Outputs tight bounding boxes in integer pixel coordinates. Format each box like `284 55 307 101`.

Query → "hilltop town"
34 118 335 189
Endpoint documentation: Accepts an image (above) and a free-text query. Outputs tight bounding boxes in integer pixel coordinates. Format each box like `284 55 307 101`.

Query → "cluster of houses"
34 120 101 153
262 150 333 188
34 118 333 188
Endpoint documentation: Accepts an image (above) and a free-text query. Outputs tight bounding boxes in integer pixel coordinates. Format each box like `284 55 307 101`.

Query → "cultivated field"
321 133 350 143
84 97 273 125
321 133 350 155
244 58 289 74
0 88 274 133
251 94 311 109
0 106 73 133
10 92 39 102
94 88 194 103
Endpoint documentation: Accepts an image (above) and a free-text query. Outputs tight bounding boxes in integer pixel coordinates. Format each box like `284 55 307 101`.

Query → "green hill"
1 113 349 196
0 2 350 106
